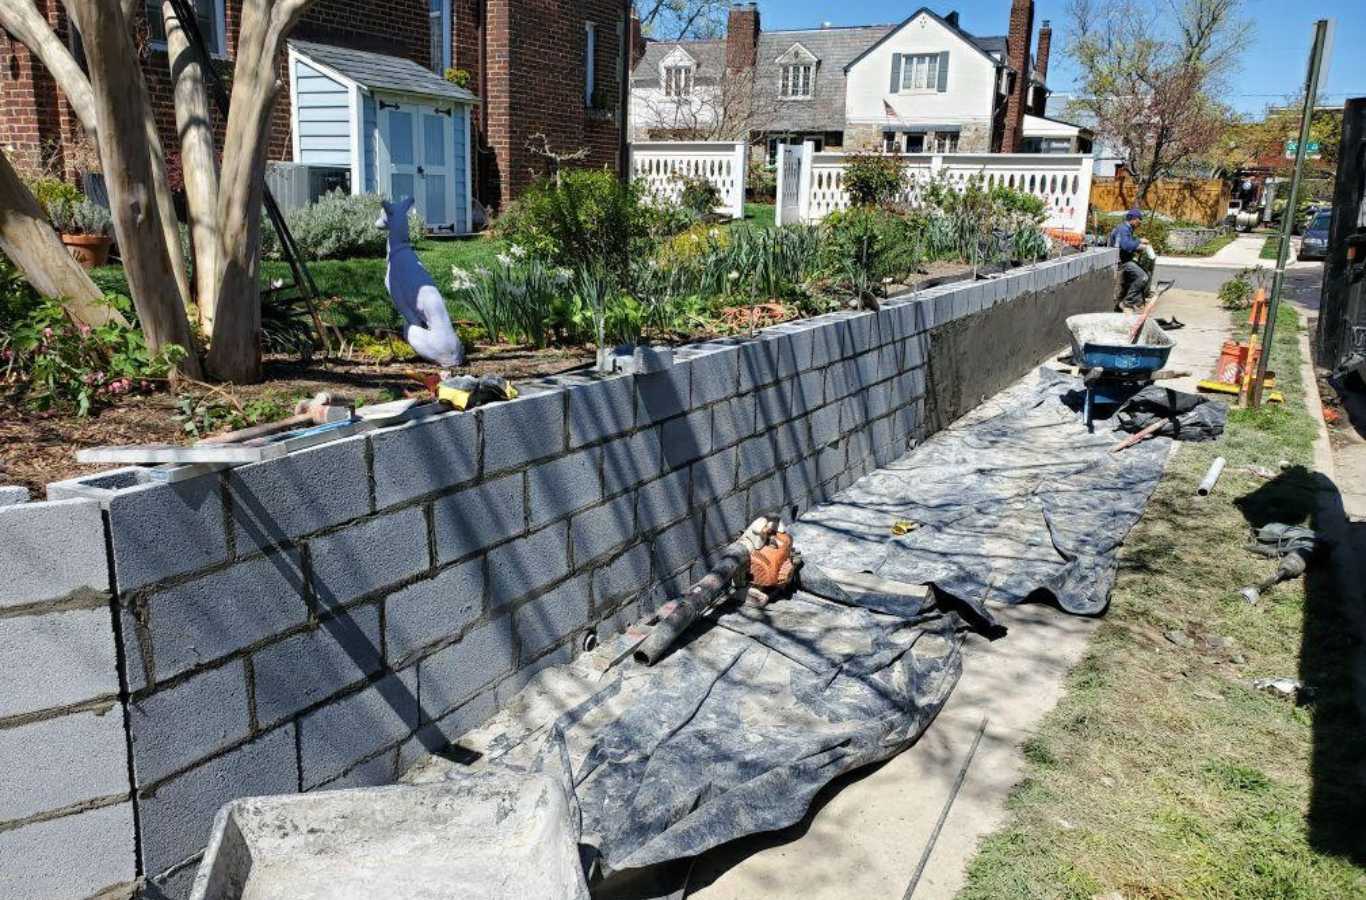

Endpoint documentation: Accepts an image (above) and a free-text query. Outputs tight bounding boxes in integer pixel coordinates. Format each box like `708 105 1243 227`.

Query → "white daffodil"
496 252 514 267
509 244 528 259
728 270 740 281
451 266 475 290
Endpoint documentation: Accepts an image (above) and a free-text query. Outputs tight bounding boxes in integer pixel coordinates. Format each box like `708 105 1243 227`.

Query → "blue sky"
753 0 1365 116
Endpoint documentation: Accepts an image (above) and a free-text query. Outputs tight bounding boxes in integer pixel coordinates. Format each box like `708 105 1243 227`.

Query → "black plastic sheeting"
1115 384 1228 443
412 368 1183 889
792 368 1175 616
482 584 969 880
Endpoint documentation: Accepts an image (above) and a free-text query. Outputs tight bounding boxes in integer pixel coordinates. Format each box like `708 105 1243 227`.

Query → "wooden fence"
1090 175 1230 226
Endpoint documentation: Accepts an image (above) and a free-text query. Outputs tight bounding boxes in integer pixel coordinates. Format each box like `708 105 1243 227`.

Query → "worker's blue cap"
1126 208 1142 220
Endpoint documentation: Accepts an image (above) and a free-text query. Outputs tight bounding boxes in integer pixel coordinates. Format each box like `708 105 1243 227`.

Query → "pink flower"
42 327 53 339
78 324 91 336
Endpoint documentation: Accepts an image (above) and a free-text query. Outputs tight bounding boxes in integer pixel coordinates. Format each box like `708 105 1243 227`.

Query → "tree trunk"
162 0 220 328
0 146 126 327
206 0 315 382
1 0 190 312
66 0 202 377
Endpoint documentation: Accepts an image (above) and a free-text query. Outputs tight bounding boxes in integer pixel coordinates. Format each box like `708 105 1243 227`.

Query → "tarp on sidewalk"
793 368 1173 616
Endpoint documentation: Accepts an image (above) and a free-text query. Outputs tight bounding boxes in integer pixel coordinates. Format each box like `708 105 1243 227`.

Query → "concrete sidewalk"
1158 233 1320 271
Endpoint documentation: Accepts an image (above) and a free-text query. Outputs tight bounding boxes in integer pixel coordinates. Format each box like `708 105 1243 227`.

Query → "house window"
664 65 693 98
429 0 451 74
904 133 925 153
145 0 226 57
931 132 959 153
781 63 814 98
902 53 940 91
585 22 597 107
883 131 899 153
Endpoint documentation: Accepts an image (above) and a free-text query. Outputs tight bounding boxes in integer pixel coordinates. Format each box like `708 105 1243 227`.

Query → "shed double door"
379 98 456 230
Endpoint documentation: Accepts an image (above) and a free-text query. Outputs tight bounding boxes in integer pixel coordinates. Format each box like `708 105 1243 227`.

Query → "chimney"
629 8 647 69
725 2 760 72
1036 20 1052 80
945 11 960 28
1001 0 1034 153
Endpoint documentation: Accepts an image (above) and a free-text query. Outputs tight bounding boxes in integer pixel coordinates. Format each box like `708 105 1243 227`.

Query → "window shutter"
890 53 903 93
937 52 949 92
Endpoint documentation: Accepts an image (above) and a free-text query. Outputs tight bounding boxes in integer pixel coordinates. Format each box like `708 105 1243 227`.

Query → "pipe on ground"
1197 456 1227 496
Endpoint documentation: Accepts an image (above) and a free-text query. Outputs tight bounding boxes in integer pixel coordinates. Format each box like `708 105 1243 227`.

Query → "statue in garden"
378 197 465 367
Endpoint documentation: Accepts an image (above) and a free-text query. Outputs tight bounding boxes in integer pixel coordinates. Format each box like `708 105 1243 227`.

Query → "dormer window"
664 65 693 97
781 63 814 98
776 43 818 101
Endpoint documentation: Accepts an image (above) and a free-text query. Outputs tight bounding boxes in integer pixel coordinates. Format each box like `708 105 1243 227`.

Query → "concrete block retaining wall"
1 248 1117 899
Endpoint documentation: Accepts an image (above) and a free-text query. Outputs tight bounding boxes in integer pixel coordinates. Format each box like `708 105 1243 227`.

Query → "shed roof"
289 40 479 103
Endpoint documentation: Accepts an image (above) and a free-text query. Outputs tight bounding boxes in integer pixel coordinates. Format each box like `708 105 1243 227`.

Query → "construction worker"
1110 208 1151 310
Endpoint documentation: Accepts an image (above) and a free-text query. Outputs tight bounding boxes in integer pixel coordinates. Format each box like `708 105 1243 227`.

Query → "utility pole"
1251 18 1332 406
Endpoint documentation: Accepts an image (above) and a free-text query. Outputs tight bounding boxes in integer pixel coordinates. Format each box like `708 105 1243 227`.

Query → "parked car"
1299 209 1332 260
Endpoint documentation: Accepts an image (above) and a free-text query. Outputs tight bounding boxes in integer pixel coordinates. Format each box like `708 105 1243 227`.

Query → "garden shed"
287 40 478 234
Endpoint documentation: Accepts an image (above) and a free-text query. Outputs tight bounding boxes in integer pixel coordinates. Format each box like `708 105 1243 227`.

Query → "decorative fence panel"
627 141 748 220
791 147 1094 235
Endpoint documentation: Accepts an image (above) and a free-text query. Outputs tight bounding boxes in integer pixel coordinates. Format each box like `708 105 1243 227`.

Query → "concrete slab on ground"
1157 234 1320 271
686 603 1099 900
1145 288 1233 393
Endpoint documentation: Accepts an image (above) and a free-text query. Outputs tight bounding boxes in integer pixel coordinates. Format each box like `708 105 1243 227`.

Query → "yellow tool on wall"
437 375 519 410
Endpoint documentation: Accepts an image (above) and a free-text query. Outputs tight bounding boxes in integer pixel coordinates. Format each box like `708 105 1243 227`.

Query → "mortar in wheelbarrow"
1066 313 1175 427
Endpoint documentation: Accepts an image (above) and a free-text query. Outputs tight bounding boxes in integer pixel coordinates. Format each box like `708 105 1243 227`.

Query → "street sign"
1285 139 1322 159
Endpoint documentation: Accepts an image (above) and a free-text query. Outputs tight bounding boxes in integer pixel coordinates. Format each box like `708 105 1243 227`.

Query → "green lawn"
1262 235 1288 260
741 202 776 229
1168 231 1237 258
961 305 1365 898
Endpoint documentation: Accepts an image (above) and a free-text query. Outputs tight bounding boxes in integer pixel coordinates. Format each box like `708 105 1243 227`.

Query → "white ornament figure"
377 197 465 366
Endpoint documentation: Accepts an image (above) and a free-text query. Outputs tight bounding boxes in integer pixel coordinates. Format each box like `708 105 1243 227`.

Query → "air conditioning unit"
265 162 312 212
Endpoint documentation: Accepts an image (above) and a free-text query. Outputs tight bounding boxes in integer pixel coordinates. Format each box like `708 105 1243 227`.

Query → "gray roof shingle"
290 40 479 103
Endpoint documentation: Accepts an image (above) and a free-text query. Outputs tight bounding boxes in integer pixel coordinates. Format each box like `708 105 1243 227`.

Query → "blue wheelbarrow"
1066 313 1175 430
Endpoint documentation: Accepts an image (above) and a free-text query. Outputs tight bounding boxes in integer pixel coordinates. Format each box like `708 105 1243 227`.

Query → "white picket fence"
627 141 748 220
776 143 1095 234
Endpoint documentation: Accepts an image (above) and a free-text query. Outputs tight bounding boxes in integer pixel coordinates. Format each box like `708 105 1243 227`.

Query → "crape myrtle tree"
0 0 323 383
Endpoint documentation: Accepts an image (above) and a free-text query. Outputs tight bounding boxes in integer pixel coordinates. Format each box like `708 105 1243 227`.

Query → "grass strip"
960 304 1366 899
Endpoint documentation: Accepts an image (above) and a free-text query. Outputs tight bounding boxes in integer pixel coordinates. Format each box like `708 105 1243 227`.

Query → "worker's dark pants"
1118 260 1149 310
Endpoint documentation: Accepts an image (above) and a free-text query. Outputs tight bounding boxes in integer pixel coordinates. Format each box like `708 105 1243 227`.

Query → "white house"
631 2 1091 158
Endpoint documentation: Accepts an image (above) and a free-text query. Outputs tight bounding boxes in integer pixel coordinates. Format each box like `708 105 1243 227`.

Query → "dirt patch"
1 345 593 499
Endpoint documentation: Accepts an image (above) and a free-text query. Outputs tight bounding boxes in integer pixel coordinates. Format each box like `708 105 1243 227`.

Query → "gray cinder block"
128 661 250 787
308 506 429 609
526 449 602 530
711 395 757 450
601 429 663 497
136 725 297 875
0 607 120 719
933 294 956 327
399 690 498 772
0 484 29 506
636 468 691 533
661 407 713 468
106 477 227 594
702 491 749 552
747 473 788 522
570 493 636 566
0 499 107 609
369 410 479 509
513 575 590 661
809 403 840 446
299 670 419 789
0 707 129 823
755 382 791 427
229 436 370 555
592 543 652 606
416 617 516 719
432 473 526 564
736 436 777 486
385 558 484 663
635 365 690 426
486 522 569 608
567 375 634 449
687 346 740 406
479 388 566 474
251 605 382 727
145 550 307 681
652 518 702 577
691 446 737 506
0 801 135 900
736 339 776 393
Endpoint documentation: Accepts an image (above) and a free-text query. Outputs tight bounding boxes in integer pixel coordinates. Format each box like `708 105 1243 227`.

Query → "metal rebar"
903 716 989 900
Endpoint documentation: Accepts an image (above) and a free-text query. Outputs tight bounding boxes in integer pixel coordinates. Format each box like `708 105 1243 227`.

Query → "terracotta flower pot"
60 233 112 268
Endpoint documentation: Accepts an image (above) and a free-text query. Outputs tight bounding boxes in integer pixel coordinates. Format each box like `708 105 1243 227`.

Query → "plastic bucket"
1216 340 1249 383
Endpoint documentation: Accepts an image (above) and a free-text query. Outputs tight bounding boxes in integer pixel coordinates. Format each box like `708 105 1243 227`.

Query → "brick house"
632 2 1089 161
0 0 633 228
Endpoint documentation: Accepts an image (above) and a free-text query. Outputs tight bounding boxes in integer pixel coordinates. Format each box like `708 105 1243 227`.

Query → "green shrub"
674 174 723 218
450 250 573 348
0 292 186 415
1218 269 1255 310
748 159 777 202
25 177 81 213
822 206 926 303
494 169 670 285
45 197 113 236
843 153 907 207
1096 211 1171 254
260 191 423 261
